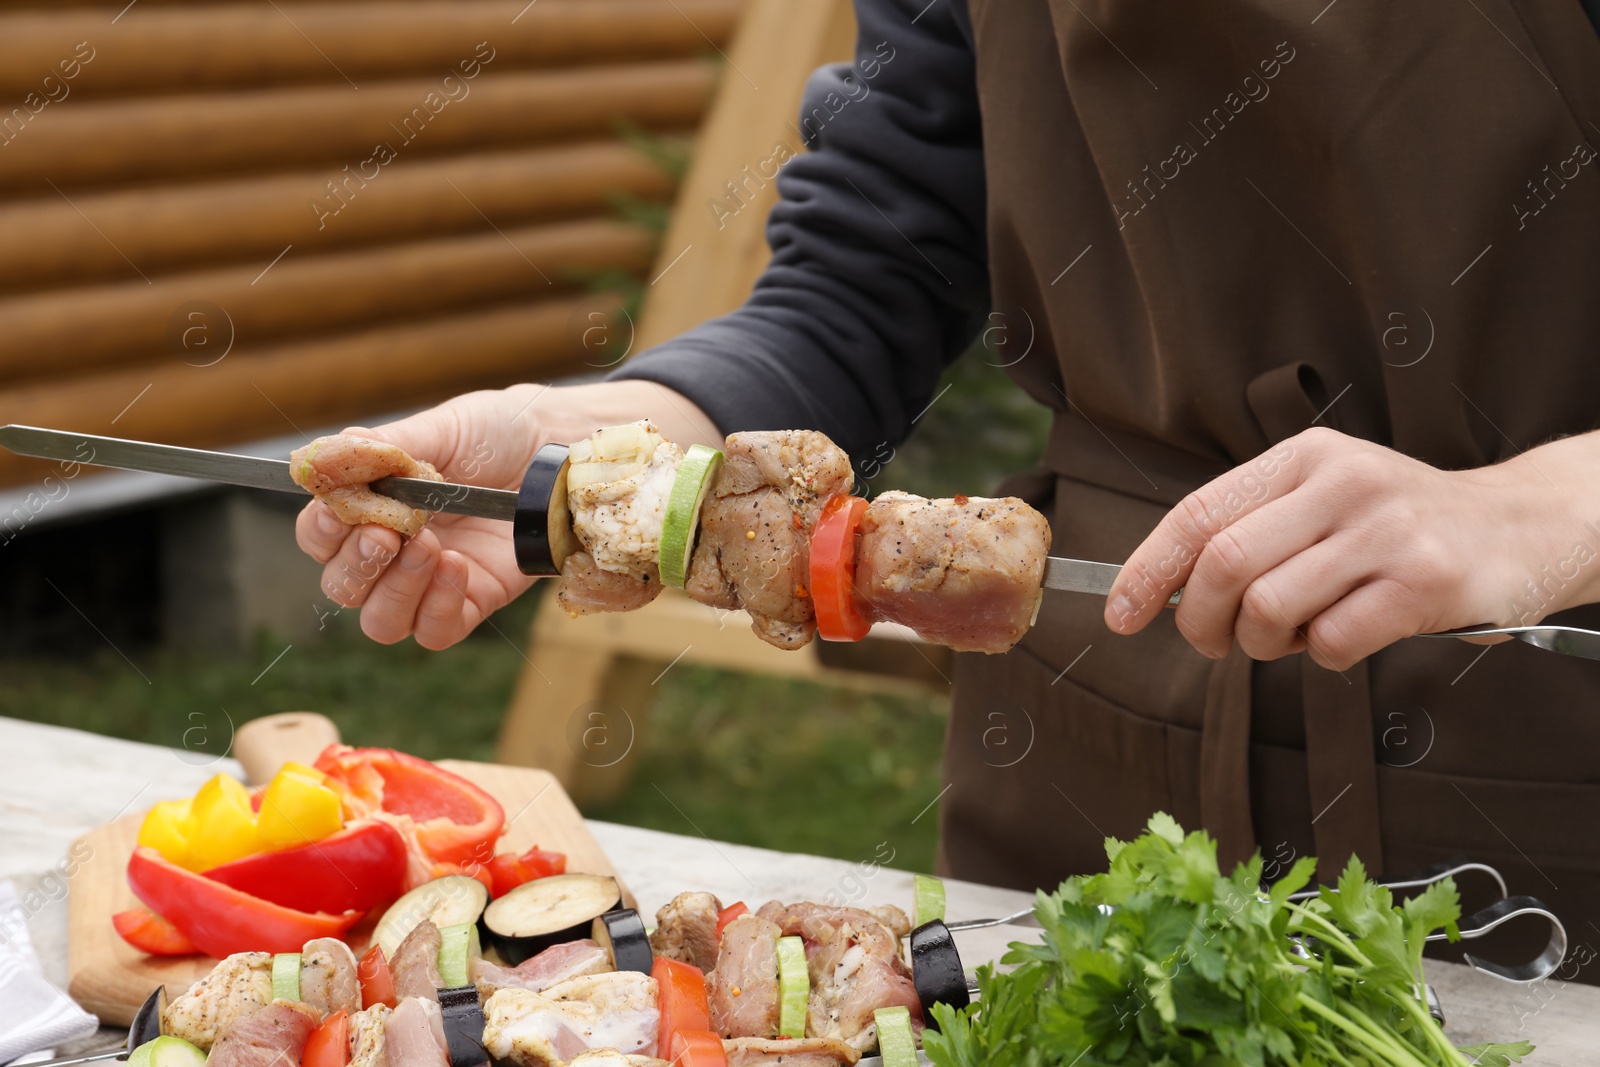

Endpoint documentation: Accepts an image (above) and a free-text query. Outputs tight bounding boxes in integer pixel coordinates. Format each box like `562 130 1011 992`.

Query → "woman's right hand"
294 381 719 649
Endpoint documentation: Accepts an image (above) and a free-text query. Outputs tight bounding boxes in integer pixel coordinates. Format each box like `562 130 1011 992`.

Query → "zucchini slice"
776 934 809 1039
127 1037 207 1067
439 922 481 990
481 872 621 965
373 874 490 961
658 444 724 588
909 919 969 1028
913 874 946 929
270 952 300 1002
439 985 490 1067
593 907 653 974
873 1006 917 1067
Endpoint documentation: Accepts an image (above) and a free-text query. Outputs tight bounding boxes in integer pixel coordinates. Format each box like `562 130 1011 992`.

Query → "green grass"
585 666 950 872
2 351 1042 873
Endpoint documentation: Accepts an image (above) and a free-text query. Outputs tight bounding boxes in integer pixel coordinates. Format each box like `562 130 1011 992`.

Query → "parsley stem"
1296 994 1431 1067
1285 905 1375 969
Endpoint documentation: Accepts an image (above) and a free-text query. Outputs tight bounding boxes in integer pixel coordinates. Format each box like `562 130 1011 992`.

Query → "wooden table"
2 717 1594 1062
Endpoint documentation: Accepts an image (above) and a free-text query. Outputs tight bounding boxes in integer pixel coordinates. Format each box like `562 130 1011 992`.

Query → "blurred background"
0 0 1047 873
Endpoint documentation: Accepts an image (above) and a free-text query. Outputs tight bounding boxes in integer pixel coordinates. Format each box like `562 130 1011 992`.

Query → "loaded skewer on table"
138 878 962 1067
292 421 1053 655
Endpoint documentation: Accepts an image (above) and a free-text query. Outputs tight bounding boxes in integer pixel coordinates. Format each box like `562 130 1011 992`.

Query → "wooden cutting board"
67 759 631 1026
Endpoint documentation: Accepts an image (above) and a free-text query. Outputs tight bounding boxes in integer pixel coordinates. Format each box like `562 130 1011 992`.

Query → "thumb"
340 406 464 477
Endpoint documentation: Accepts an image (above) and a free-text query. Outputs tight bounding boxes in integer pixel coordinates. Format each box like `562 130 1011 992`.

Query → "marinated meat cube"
685 431 852 650
649 891 723 973
290 433 444 538
708 913 784 1038
855 491 1049 653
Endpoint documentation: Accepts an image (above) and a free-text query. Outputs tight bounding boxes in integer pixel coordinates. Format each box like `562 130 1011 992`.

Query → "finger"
1229 532 1374 661
321 524 404 608
359 530 442 644
413 551 484 650
1302 579 1426 671
296 498 354 565
1173 495 1338 658
1108 434 1311 634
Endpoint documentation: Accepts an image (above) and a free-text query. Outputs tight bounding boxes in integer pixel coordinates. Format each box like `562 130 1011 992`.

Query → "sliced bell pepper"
126 846 361 957
303 1010 350 1067
654 957 712 1057
314 746 505 868
715 902 749 938
187 773 260 871
203 819 407 914
486 845 567 897
808 494 873 642
357 944 398 1009
136 799 194 870
113 907 197 956
669 1031 728 1067
257 766 344 850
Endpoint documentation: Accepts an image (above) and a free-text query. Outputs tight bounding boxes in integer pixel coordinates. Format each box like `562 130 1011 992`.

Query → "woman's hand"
294 380 718 649
1105 426 1600 670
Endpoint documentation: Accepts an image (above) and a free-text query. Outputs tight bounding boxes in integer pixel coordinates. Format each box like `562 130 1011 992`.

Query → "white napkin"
0 881 99 1063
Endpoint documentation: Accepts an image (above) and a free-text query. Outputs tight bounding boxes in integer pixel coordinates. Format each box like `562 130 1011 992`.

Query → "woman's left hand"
1105 426 1600 670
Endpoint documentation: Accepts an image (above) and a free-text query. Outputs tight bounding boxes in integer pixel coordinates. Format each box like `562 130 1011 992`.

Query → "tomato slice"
486 846 568 897
357 944 398 1009
303 1010 350 1067
669 1030 728 1067
654 957 712 1058
714 902 748 938
112 907 197 956
808 494 872 641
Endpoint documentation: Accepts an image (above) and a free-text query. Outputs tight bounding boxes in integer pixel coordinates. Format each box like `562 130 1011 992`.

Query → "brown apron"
938 0 1600 969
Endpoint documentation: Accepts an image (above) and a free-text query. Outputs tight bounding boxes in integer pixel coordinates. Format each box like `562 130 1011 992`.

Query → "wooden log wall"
0 0 744 487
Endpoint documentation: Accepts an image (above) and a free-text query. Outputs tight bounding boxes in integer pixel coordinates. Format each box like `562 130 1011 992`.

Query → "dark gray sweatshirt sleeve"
607 0 988 461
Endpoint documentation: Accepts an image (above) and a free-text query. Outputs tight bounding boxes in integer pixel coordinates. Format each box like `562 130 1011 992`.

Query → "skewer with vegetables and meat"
122 877 941 1067
108 814 1551 1067
290 422 1051 654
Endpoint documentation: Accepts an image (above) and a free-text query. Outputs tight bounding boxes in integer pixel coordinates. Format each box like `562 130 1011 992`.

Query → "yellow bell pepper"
256 766 344 850
278 761 328 784
187 773 260 871
136 798 194 869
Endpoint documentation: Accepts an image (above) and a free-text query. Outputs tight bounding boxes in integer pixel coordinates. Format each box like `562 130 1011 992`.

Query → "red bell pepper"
357 945 398 1009
112 907 197 956
314 746 505 867
303 1011 350 1067
126 846 361 958
654 957 712 1058
715 902 749 938
809 495 873 641
203 820 407 914
486 845 568 897
669 1031 728 1067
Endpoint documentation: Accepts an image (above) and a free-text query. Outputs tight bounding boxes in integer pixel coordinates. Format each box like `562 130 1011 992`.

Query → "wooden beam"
0 218 655 382
0 62 716 193
0 140 678 291
0 0 745 97
0 294 600 486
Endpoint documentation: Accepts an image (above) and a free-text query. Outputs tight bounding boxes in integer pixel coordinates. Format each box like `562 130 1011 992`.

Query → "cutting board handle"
234 712 341 785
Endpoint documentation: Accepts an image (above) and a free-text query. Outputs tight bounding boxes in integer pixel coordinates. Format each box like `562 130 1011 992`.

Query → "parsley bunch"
923 814 1533 1067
